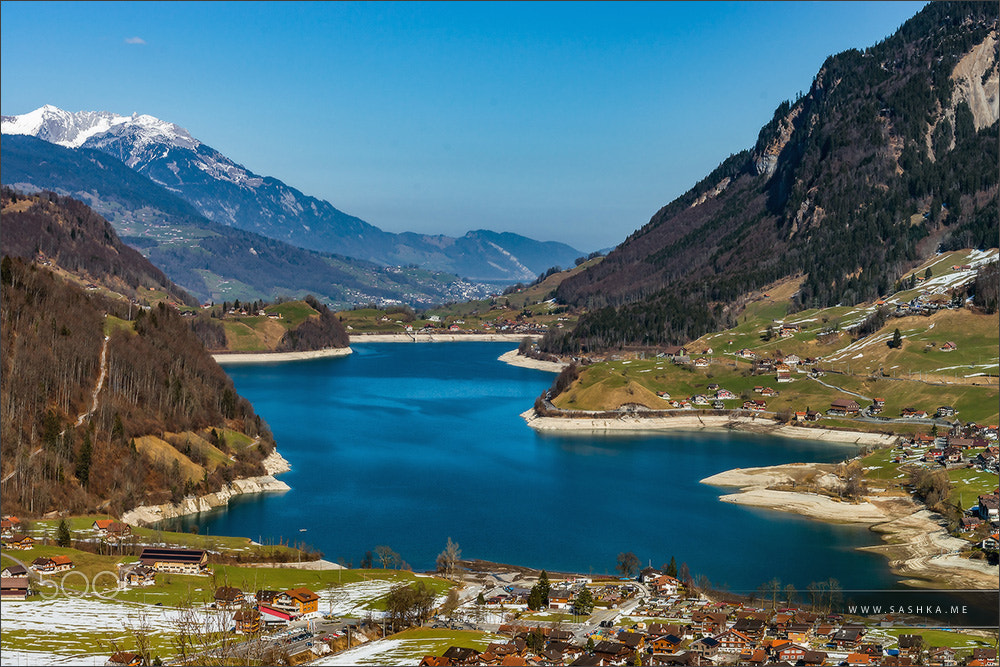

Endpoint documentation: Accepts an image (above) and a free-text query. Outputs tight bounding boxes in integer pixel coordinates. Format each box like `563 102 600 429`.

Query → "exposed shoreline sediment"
701 463 998 589
212 347 352 364
349 333 541 343
121 450 292 526
520 408 899 446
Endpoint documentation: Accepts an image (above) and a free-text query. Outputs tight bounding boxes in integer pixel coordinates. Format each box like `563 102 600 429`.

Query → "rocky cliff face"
950 30 999 129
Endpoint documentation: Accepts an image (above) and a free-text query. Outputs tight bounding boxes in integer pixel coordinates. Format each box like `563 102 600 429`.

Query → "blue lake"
169 342 899 591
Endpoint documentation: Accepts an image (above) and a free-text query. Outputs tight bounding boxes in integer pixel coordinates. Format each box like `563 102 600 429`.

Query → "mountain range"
2 105 583 283
1 134 498 307
545 1 999 353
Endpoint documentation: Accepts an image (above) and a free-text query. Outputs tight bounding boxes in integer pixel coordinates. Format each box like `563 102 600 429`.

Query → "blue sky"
1 1 926 251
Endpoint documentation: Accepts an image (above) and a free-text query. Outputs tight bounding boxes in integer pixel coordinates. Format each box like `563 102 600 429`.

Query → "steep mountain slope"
1 134 493 307
3 106 584 281
548 1 998 353
0 187 196 306
0 254 276 517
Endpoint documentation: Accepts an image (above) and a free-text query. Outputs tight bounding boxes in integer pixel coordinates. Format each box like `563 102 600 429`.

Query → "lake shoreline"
213 347 352 364
497 349 567 372
121 450 292 526
520 408 899 446
350 332 540 343
701 463 998 590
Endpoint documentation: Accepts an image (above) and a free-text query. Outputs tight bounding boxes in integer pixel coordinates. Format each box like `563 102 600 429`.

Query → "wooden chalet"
125 565 155 587
32 555 73 573
1 564 28 578
0 516 20 536
442 646 481 664
233 607 262 634
1 577 29 600
3 534 35 550
138 547 208 574
829 399 860 416
107 652 142 667
214 585 244 608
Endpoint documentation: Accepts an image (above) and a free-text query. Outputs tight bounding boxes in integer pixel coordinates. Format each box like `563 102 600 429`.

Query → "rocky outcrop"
121 450 291 526
951 30 1000 130
753 105 802 176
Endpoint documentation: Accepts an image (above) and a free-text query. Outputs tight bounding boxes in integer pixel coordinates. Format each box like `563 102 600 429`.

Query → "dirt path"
74 335 109 427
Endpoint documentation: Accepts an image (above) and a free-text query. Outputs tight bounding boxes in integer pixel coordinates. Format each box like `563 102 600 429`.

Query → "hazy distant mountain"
1 134 499 307
3 106 583 281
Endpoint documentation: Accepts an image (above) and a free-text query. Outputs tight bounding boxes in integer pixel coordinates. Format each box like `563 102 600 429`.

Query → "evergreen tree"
537 570 550 604
665 556 678 578
889 328 903 349
572 587 595 616
75 431 93 487
57 518 71 547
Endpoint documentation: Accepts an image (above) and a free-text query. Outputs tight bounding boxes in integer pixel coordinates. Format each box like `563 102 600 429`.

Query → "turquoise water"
170 342 899 591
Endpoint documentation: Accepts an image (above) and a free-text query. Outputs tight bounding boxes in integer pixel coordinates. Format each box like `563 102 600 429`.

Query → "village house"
940 341 957 351
715 388 736 400
977 493 999 521
714 629 752 653
870 398 885 414
138 547 208 574
92 518 115 533
107 651 142 667
831 626 865 648
649 635 684 653
1 577 29 600
688 636 720 659
0 516 20 536
937 406 956 418
690 611 727 635
214 585 245 609
742 399 767 411
233 607 262 634
286 587 320 616
32 555 73 574
1 564 29 578
2 534 35 550
125 565 155 587
737 349 756 359
760 387 779 397
941 446 963 465
775 363 792 382
694 357 709 368
829 399 860 416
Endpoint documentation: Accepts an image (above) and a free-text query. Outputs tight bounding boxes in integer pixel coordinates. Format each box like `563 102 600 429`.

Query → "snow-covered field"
0 650 107 666
317 577 447 618
0 596 234 659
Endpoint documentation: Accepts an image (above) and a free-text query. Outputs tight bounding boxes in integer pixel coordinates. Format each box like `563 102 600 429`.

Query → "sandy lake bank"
521 409 899 446
213 347 352 364
498 349 567 372
702 463 998 589
350 333 540 343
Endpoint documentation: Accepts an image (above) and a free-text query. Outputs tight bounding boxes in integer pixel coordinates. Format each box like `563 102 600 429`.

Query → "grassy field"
558 251 998 430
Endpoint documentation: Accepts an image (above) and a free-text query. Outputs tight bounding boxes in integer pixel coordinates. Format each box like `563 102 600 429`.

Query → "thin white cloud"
124 36 146 45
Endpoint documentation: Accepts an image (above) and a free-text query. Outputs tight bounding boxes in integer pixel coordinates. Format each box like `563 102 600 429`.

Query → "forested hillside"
547 1 998 353
191 295 350 353
0 261 275 517
1 187 196 306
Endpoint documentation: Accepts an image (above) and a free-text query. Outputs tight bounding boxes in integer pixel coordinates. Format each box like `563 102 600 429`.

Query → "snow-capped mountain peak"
1 104 199 150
